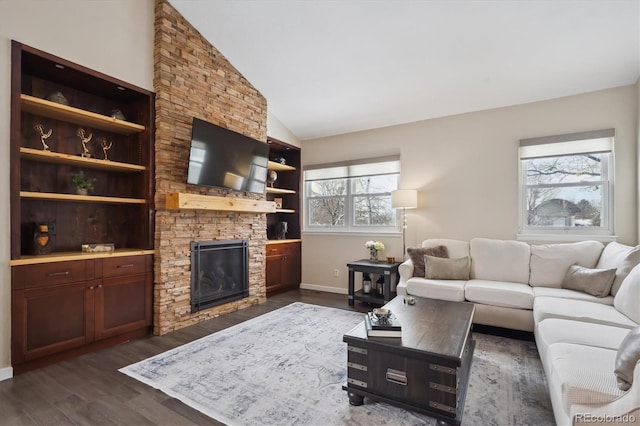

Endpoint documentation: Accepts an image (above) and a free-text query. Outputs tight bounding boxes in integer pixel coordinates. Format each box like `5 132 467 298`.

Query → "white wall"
301 85 638 292
268 111 301 148
0 0 155 379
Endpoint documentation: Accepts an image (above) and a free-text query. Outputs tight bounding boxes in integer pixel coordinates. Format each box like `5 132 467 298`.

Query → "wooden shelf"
266 187 296 194
9 248 156 266
21 94 146 135
267 239 302 245
20 147 146 172
21 191 147 204
165 192 276 213
268 161 296 172
275 208 296 213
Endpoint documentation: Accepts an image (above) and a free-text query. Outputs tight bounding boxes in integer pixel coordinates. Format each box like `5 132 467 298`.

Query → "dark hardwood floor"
0 289 370 426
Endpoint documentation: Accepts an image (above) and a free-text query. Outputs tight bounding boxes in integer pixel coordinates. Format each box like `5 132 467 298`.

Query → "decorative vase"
369 248 378 262
76 188 88 196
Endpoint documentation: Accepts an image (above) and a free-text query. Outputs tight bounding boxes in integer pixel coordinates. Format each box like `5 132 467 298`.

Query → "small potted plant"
71 171 95 195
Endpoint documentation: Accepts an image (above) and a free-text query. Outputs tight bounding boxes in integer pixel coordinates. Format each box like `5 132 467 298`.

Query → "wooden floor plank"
0 290 358 426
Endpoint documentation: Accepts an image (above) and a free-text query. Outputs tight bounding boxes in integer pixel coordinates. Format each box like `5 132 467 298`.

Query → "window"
304 157 400 233
518 129 614 239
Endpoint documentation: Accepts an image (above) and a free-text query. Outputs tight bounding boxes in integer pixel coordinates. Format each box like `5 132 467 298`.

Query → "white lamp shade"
391 189 417 209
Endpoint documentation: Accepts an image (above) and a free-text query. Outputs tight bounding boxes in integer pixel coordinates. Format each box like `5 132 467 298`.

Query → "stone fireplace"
153 0 268 335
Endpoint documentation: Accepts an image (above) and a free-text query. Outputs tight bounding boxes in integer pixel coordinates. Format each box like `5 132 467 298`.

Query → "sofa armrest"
398 258 414 286
571 360 640 425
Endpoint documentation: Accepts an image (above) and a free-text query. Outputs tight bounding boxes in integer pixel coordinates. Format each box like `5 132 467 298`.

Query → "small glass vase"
369 248 378 262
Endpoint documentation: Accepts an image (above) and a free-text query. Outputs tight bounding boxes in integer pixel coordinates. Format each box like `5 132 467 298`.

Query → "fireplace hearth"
191 240 249 312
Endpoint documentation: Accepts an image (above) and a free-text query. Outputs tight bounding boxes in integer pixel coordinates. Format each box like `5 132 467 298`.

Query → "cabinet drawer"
12 260 89 289
100 255 150 277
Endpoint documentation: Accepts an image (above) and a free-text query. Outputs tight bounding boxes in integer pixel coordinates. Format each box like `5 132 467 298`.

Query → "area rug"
120 302 553 425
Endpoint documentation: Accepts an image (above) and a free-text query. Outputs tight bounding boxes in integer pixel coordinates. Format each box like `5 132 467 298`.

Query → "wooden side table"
347 259 401 306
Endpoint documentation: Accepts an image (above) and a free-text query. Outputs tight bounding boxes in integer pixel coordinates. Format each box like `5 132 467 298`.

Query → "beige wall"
301 85 639 293
0 0 155 378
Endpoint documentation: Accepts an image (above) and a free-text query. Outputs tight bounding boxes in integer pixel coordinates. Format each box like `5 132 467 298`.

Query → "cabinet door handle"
117 264 134 268
88 286 94 290
47 271 70 277
97 284 103 288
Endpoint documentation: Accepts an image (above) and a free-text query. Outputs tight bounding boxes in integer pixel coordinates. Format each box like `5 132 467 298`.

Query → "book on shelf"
364 314 402 338
366 312 402 331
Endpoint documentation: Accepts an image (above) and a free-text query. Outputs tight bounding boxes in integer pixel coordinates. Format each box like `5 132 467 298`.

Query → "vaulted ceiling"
169 0 639 140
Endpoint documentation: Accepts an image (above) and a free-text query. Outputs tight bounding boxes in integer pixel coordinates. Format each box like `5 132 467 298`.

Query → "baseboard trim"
0 366 13 382
300 283 347 295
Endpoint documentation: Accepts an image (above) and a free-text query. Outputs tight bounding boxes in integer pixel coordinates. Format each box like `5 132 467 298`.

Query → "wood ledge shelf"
165 192 276 213
20 147 146 172
267 239 302 245
10 249 156 266
21 94 145 135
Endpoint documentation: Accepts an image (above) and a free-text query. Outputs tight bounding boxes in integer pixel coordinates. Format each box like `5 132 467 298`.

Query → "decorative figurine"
268 170 278 187
77 128 93 158
34 123 53 151
97 137 113 160
31 223 52 255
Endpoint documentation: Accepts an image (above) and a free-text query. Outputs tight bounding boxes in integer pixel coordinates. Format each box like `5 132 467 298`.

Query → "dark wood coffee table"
342 296 475 425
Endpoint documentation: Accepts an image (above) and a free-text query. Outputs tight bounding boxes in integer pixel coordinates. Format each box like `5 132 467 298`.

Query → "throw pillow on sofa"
561 264 616 297
407 245 448 277
614 325 640 391
424 255 470 280
613 264 640 323
596 241 640 295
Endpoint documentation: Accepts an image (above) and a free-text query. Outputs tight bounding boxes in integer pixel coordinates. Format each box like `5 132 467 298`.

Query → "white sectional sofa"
397 238 640 425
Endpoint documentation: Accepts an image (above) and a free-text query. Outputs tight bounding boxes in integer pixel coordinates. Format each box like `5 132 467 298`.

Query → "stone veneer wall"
153 0 268 335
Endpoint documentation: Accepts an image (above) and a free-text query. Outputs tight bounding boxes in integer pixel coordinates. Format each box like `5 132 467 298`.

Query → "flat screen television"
187 117 269 194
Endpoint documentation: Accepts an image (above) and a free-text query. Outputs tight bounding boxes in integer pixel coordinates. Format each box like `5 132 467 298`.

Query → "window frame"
303 157 400 234
517 129 615 242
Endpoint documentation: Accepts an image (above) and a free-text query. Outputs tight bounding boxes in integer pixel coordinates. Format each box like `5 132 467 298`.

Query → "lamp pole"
391 189 418 260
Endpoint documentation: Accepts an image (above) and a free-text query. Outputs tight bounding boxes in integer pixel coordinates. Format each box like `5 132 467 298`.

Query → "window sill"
516 233 618 244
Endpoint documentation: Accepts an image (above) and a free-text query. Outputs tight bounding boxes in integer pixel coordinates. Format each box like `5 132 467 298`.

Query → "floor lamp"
391 189 418 260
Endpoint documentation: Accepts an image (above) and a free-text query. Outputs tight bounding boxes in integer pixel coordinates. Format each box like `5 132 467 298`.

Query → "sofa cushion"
532 287 614 305
613 264 640 323
535 318 630 359
469 238 530 284
465 280 534 309
533 297 638 329
421 239 470 260
615 325 640 390
596 241 640 295
424 255 470 280
529 241 604 288
546 343 625 414
406 277 466 302
407 245 448 278
561 265 616 297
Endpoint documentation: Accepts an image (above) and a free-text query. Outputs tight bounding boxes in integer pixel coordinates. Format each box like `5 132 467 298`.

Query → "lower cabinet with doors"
265 241 301 296
11 253 152 373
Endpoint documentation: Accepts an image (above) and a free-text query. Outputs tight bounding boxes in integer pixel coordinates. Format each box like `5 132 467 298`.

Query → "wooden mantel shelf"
165 192 276 213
